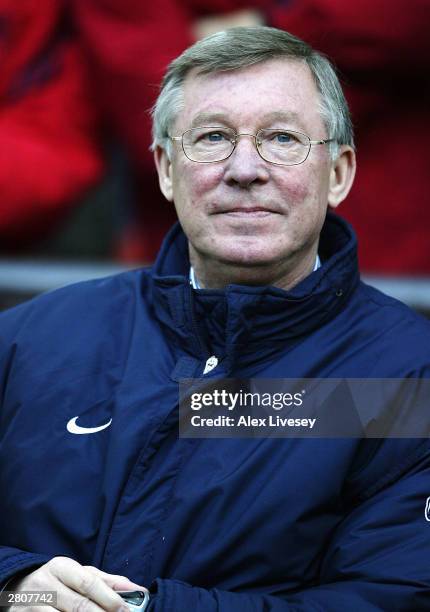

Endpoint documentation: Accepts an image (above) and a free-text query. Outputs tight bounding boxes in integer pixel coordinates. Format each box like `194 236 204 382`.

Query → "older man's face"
156 58 354 287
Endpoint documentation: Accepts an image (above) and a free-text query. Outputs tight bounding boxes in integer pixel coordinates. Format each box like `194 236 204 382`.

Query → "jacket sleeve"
149 441 430 611
0 307 53 587
0 548 52 590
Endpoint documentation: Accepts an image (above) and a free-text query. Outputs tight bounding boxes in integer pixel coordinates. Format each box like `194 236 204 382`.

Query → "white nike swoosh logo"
66 416 113 435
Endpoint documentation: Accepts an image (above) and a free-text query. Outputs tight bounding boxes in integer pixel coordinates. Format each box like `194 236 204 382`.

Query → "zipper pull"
203 355 218 375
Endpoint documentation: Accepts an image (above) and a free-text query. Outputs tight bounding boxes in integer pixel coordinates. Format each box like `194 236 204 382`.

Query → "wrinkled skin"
155 58 356 289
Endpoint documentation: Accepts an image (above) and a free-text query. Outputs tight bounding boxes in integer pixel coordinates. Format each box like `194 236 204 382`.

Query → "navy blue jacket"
1 214 430 611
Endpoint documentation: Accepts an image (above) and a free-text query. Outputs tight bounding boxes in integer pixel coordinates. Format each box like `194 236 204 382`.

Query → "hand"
192 9 264 40
6 556 145 611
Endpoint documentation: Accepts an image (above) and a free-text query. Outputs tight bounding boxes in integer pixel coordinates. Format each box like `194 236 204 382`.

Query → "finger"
56 587 107 612
84 566 145 591
11 574 111 612
48 576 108 612
49 560 127 612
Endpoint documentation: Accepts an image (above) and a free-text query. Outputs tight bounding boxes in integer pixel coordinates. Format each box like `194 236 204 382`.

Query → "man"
1 27 429 611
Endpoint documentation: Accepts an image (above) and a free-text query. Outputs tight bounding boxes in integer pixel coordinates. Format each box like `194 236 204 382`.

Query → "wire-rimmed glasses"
170 127 334 166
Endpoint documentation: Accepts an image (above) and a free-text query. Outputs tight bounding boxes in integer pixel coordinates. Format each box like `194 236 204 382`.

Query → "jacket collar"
149 213 360 367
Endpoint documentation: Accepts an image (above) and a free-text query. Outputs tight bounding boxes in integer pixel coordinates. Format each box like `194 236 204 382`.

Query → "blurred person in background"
266 0 430 275
74 0 430 274
72 0 268 262
0 0 103 252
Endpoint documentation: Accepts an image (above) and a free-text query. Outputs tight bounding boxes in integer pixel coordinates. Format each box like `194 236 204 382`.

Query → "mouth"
216 207 280 218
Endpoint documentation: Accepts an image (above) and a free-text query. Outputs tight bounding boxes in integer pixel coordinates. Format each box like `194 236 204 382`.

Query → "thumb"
83 566 146 591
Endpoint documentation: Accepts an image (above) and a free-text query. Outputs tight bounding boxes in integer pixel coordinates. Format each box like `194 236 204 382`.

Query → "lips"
223 209 276 218
214 206 281 216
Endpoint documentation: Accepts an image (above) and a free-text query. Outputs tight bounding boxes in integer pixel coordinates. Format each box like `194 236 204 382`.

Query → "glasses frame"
169 127 335 166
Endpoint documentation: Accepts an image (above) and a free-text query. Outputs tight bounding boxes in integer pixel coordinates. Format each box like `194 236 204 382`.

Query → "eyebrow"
189 110 305 129
261 111 304 126
190 112 232 128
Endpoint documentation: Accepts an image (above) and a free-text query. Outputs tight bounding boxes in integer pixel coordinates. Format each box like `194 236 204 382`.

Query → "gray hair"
151 26 354 160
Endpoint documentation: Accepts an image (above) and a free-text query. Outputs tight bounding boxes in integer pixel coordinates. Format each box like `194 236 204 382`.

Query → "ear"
327 146 356 209
154 145 174 202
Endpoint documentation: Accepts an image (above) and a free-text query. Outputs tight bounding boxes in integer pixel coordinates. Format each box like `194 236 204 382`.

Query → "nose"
223 133 270 188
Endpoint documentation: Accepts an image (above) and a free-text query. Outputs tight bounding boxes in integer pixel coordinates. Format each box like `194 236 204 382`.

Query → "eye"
186 128 233 150
276 132 292 143
271 131 296 145
203 130 229 143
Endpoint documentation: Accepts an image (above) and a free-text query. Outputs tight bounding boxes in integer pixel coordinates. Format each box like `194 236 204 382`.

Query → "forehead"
177 58 324 133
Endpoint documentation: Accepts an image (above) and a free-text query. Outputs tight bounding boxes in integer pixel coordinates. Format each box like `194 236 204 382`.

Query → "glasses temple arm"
310 138 336 145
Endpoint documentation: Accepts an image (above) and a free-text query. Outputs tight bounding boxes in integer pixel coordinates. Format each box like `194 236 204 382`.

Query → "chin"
211 244 284 268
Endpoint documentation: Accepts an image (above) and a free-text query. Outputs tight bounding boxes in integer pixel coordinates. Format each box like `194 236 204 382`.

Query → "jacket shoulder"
0 268 152 374
358 280 430 357
358 280 430 336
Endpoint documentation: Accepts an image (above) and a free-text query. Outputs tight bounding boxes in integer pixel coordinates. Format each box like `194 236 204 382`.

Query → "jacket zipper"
187 285 218 375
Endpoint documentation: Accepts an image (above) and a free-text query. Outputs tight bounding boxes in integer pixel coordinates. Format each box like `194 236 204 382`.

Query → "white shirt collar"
189 255 321 289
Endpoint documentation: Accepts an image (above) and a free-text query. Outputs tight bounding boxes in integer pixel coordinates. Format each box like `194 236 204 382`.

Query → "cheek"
173 164 223 208
277 170 312 209
285 179 310 205
282 165 328 209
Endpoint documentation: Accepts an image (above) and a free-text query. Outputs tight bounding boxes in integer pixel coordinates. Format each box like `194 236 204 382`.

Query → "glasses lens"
257 129 310 165
182 127 235 162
